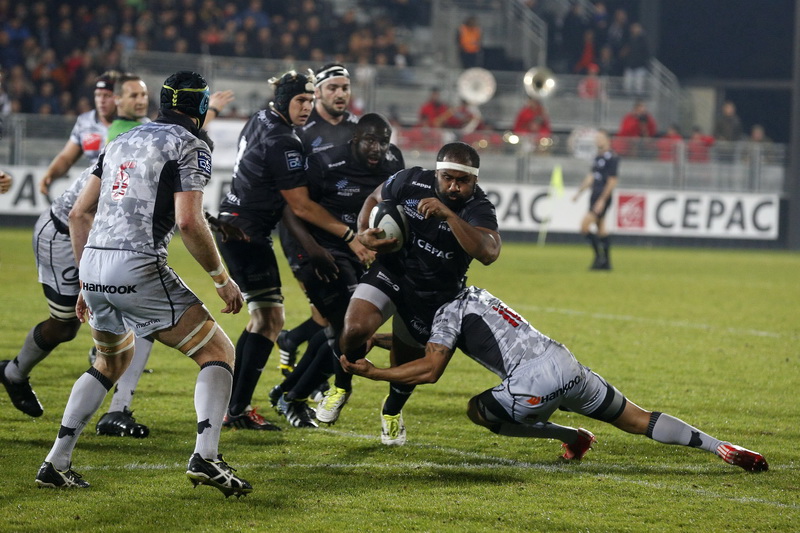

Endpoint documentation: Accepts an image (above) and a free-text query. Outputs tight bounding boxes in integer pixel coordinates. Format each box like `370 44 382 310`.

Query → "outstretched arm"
340 341 455 385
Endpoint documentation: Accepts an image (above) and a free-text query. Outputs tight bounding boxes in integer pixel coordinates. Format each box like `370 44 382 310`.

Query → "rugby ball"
369 201 409 252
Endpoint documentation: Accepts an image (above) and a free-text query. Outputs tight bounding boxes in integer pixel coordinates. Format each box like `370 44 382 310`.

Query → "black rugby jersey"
380 167 498 294
298 108 358 154
590 150 619 200
220 108 307 228
305 141 405 254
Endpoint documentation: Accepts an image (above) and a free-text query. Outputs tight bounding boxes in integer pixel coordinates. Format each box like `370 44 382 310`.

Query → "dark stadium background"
656 0 794 142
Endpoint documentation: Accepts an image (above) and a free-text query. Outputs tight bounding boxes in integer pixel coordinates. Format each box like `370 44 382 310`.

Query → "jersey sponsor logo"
414 237 454 259
411 181 431 189
409 317 430 338
112 161 135 201
329 160 346 169
197 150 212 174
82 282 138 294
526 375 583 405
136 318 161 328
310 136 322 147
82 133 103 152
285 150 303 170
376 270 400 292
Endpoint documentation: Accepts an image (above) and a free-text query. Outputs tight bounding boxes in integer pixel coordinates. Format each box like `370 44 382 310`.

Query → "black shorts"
277 222 306 273
295 252 363 322
590 192 612 219
358 264 461 345
217 216 282 294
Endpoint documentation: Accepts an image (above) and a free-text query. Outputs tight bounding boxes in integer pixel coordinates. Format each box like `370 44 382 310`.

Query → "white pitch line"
513 304 792 339
77 428 794 510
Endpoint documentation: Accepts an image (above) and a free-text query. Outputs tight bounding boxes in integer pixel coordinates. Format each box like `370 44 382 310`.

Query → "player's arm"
203 90 234 126
572 173 593 201
280 205 339 281
68 172 101 264
340 341 455 385
446 216 501 266
175 190 243 314
281 186 373 264
40 141 83 195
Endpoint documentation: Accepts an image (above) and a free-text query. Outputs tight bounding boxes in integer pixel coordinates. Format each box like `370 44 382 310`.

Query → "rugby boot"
0 360 44 417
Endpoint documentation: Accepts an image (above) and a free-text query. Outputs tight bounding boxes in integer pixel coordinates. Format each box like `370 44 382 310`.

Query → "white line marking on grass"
514 304 791 339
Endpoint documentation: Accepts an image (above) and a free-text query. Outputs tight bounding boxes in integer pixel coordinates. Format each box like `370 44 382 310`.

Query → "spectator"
457 15 482 69
573 28 596 74
512 96 551 138
749 124 771 143
606 8 629 57
621 22 650 95
617 100 657 137
561 3 587 73
687 125 715 162
418 87 451 128
577 63 601 99
596 44 620 76
714 100 744 141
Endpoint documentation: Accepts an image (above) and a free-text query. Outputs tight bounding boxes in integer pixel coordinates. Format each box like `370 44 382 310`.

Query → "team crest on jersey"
285 150 302 170
197 150 212 174
112 161 136 201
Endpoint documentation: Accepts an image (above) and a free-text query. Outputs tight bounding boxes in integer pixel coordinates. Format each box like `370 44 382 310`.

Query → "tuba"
456 67 497 105
523 67 556 98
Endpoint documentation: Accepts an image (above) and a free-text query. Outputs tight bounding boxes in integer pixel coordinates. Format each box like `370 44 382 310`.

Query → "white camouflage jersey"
69 110 110 165
86 116 212 258
428 286 557 380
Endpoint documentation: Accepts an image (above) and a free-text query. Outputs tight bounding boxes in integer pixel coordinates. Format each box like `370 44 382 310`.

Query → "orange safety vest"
459 25 481 54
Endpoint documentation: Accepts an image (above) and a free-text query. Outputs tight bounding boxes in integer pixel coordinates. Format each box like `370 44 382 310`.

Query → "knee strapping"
174 319 218 357
93 330 135 356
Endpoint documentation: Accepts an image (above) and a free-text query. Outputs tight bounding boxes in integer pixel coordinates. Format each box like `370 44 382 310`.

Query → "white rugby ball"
369 201 409 252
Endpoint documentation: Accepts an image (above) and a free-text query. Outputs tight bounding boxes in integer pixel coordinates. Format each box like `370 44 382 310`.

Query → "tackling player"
341 286 768 472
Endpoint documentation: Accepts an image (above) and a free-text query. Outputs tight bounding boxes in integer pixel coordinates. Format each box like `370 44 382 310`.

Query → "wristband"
209 106 221 116
342 228 355 243
207 265 225 277
214 277 230 289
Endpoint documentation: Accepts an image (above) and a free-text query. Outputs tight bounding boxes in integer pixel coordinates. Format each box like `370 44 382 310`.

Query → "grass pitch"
0 226 798 532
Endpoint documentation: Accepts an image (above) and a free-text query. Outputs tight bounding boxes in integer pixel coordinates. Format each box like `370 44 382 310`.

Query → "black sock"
286 341 334 401
382 383 415 415
228 332 273 415
231 330 250 393
586 233 599 259
332 342 358 391
599 236 610 262
287 317 325 347
281 329 327 391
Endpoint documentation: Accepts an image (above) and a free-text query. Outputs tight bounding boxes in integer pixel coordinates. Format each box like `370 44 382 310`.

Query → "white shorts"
490 342 626 425
33 211 80 297
80 248 203 337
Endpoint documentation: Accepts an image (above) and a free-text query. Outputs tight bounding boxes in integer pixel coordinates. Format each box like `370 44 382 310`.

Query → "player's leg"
218 232 283 430
95 335 154 438
37 327 135 488
3 219 81 417
609 399 768 472
152 303 252 496
277 303 327 375
579 210 601 268
377 324 425 446
595 215 611 269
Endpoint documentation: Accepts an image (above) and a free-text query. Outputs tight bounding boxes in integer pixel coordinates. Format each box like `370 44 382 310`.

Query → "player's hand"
216 220 250 242
592 198 606 214
417 197 452 220
39 175 55 196
209 90 235 113
216 277 244 314
0 172 11 194
339 354 375 376
308 246 339 282
357 227 398 254
347 236 376 265
75 292 89 323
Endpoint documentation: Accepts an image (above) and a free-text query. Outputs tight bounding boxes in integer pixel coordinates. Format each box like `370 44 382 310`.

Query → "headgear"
95 70 120 92
314 63 350 87
160 71 211 127
269 69 315 120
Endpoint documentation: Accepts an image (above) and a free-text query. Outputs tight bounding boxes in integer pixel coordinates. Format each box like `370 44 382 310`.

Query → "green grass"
0 227 798 532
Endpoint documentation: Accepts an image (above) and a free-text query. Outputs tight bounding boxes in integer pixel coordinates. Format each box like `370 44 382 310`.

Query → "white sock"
45 369 113 470
193 362 233 460
647 412 723 454
108 337 153 412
